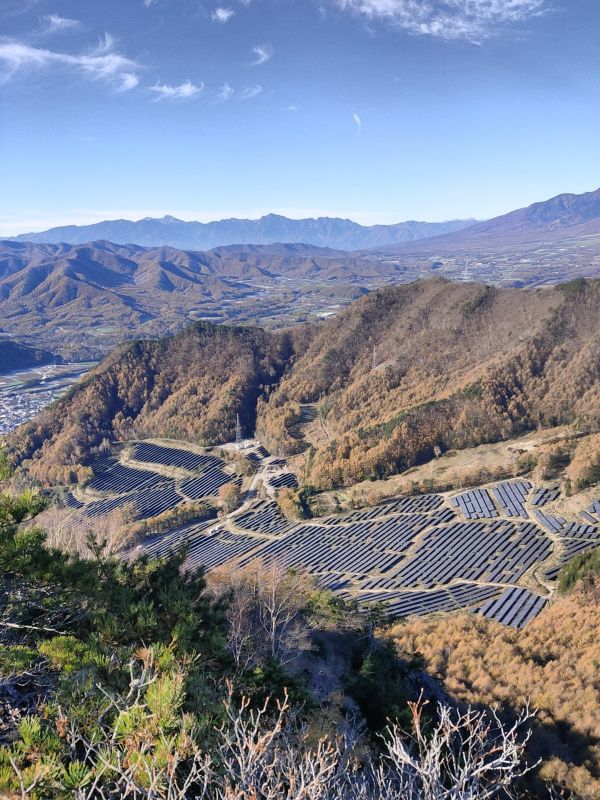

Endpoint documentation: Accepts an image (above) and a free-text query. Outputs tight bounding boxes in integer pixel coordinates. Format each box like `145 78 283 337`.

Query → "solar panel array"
88 461 162 494
451 488 498 519
232 501 293 535
392 520 552 588
73 439 599 630
479 587 548 628
531 486 560 506
181 471 240 499
347 582 502 618
239 513 437 575
72 443 244 522
140 522 258 572
269 472 299 489
492 480 532 519
131 441 224 472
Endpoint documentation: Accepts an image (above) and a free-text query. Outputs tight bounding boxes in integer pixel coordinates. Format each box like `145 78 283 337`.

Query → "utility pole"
372 345 377 371
235 413 243 446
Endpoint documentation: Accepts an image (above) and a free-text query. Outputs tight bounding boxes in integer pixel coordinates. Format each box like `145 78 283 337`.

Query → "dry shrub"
32 504 133 557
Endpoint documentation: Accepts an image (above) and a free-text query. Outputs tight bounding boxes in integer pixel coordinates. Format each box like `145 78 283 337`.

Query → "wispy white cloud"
40 13 80 34
334 0 549 42
240 84 262 99
287 105 299 112
212 7 235 22
143 0 156 6
251 44 272 65
215 81 234 101
0 38 140 91
352 111 362 133
150 79 203 100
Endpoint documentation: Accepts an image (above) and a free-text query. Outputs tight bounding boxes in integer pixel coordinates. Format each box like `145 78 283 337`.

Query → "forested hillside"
0 340 56 372
258 277 600 487
7 322 297 484
391 576 600 799
6 277 600 489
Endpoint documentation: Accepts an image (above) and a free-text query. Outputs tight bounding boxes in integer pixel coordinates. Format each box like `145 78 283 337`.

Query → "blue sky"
1 0 599 235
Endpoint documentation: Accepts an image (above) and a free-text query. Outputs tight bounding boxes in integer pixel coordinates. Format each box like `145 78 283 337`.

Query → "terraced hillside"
116 438 599 629
63 440 245 520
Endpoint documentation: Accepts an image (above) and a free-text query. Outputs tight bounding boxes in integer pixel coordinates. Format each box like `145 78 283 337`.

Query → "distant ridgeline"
5 277 600 488
0 339 58 372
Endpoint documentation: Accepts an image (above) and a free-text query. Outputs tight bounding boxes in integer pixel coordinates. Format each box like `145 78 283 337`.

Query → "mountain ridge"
8 214 476 251
369 187 600 254
7 277 600 488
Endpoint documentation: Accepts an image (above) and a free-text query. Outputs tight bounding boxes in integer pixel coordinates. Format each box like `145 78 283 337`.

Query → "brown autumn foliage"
258 278 600 488
390 583 600 799
7 322 296 485
7 278 600 492
566 432 600 491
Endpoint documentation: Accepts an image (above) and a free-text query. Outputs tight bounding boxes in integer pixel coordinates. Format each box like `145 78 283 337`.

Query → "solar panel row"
479 587 548 628
492 480 532 519
451 488 498 519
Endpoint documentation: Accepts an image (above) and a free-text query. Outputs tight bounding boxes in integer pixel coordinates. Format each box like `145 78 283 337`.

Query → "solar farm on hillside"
67 438 600 630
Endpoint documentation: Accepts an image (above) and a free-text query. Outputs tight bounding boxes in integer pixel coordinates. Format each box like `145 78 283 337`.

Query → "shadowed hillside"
0 340 57 372
391 579 600 799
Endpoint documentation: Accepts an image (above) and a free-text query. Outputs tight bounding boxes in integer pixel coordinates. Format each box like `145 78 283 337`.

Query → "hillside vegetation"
7 322 296 485
6 278 600 490
391 578 600 799
258 277 600 488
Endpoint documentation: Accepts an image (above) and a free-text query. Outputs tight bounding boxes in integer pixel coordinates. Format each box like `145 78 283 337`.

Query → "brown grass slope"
257 277 600 488
7 321 295 485
391 583 600 799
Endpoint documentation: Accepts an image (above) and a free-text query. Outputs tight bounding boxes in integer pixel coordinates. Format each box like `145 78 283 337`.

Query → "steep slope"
9 214 476 251
0 340 57 372
390 583 600 799
371 187 600 254
7 321 296 485
7 278 600 490
256 278 600 487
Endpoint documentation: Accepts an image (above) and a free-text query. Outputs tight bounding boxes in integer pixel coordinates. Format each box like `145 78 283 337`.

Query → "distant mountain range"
372 187 600 254
9 214 476 251
3 186 600 360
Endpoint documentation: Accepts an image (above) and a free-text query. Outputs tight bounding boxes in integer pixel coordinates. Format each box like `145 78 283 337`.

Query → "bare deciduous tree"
32 505 133 558
7 661 537 800
208 560 314 669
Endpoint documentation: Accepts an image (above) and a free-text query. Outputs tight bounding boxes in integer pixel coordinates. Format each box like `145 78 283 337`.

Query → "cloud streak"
240 83 262 99
40 14 80 34
334 0 548 42
212 7 235 22
251 44 272 65
150 79 203 100
215 81 234 101
352 111 362 133
0 38 140 91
